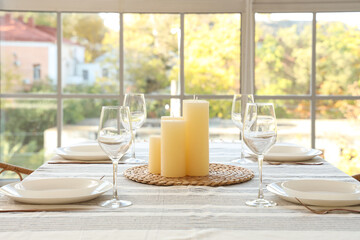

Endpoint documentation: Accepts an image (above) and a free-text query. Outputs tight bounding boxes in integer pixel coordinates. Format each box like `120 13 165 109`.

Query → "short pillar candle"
183 99 209 176
148 135 161 175
161 116 186 178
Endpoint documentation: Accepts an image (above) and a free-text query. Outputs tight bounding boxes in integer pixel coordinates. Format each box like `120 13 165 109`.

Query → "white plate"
56 143 109 160
267 182 360 207
281 179 360 200
264 143 322 161
14 178 103 197
0 178 112 204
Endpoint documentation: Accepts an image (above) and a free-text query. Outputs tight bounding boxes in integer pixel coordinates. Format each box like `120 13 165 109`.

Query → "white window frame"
1 0 360 149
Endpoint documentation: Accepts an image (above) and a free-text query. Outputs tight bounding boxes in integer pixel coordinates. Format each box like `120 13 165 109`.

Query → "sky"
99 13 120 31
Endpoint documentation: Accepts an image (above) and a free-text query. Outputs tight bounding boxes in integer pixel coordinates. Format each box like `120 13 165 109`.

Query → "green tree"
0 99 57 169
63 14 108 62
316 22 360 119
124 14 179 94
255 21 312 99
185 14 240 97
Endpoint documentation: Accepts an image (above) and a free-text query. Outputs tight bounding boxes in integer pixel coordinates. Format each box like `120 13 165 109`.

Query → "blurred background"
1 11 360 177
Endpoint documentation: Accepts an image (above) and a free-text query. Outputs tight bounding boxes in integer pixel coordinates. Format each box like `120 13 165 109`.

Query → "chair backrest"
352 174 360 182
0 162 34 181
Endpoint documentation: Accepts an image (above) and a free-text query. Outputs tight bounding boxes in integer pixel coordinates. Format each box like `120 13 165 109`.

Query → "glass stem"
131 130 136 159
240 130 244 160
112 160 119 200
257 154 264 200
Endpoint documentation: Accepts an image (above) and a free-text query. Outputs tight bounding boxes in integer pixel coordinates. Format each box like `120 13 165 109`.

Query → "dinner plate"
264 143 322 161
0 178 112 204
56 142 109 160
267 182 360 207
281 179 360 200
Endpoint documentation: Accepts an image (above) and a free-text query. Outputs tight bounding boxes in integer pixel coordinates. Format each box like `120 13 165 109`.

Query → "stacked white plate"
0 178 112 204
56 142 109 161
264 143 322 161
267 179 360 206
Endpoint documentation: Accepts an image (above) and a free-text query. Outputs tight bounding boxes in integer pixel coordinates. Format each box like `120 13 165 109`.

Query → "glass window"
185 14 241 95
62 13 120 94
123 14 180 95
0 12 57 93
102 68 109 77
316 99 360 175
82 70 89 81
316 12 360 95
61 98 119 146
259 99 311 147
255 13 312 95
139 99 173 140
33 64 41 80
208 99 233 141
1 8 359 177
0 99 57 174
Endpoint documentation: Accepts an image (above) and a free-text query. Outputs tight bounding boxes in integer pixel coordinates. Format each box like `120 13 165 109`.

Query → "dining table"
0 142 359 240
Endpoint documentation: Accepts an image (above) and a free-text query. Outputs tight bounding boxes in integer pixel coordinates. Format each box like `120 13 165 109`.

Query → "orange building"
0 14 59 92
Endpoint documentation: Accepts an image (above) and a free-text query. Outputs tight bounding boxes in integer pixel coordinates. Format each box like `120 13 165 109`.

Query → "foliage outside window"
1 11 360 178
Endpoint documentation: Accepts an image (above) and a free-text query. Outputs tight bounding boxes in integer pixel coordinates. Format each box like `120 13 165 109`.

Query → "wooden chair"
352 174 360 182
0 162 34 181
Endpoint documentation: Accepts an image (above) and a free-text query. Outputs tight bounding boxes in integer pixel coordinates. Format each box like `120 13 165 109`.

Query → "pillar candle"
148 135 161 174
161 117 186 177
183 99 209 176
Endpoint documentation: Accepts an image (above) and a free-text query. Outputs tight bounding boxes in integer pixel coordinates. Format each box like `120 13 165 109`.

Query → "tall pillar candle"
161 117 186 177
183 99 209 176
148 135 161 174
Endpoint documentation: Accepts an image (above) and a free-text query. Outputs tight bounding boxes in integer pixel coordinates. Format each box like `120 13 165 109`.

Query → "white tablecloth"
1 143 359 240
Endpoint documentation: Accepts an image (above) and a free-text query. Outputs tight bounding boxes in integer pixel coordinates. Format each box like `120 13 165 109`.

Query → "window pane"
185 14 240 95
61 98 119 146
62 13 119 94
143 99 234 141
124 14 180 94
276 99 311 146
208 99 233 140
257 99 311 147
0 99 57 172
138 99 173 140
255 13 312 95
0 12 57 93
316 12 360 95
316 100 360 175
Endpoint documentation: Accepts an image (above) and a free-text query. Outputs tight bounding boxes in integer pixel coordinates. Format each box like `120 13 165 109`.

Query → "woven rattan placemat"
124 163 254 186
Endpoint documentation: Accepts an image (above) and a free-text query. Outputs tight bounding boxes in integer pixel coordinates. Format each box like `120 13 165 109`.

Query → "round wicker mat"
124 163 254 186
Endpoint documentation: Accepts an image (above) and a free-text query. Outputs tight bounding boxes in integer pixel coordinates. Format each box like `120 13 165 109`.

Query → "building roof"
0 14 56 42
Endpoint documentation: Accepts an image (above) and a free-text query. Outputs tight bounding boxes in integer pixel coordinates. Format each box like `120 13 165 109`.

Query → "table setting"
1 93 360 239
249 143 324 165
0 177 112 205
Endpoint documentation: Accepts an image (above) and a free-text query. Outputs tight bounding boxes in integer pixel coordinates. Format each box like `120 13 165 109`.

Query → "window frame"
1 0 360 150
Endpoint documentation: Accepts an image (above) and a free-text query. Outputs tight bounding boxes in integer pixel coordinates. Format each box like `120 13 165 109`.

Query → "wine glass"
123 93 147 164
231 94 254 163
97 106 133 208
243 103 277 207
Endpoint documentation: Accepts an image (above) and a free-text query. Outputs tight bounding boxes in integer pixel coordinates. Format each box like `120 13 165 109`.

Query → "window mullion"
242 0 254 95
180 13 185 113
56 12 63 148
311 12 317 149
120 13 124 104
